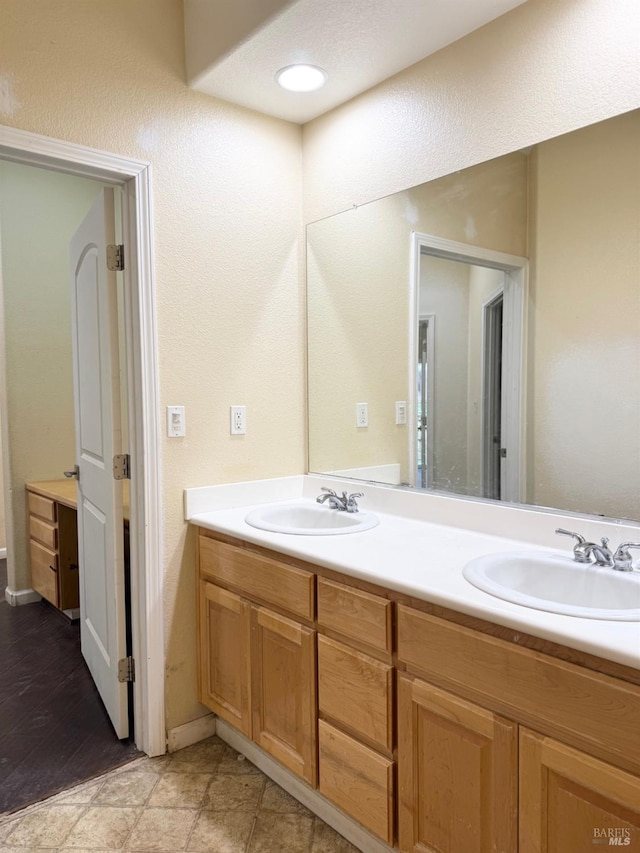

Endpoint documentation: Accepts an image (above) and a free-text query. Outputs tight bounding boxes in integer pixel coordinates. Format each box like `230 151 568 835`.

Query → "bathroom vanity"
189 479 640 853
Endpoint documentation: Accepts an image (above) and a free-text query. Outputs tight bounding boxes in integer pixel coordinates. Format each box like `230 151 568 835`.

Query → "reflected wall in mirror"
307 110 640 521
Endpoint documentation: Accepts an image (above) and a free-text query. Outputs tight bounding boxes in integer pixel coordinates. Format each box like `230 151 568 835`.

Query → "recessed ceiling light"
275 64 328 93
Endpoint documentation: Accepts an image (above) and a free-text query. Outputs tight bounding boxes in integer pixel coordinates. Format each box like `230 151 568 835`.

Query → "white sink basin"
245 502 379 536
463 551 640 621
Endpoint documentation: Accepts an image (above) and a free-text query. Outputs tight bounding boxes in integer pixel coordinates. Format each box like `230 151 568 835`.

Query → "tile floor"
0 736 359 852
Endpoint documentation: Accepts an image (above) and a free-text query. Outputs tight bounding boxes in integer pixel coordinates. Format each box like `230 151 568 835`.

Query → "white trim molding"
167 714 217 753
0 124 165 756
4 586 41 606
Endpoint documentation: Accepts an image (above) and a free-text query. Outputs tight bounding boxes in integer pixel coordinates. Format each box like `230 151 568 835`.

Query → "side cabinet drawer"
318 635 393 753
318 720 394 844
199 535 314 620
28 492 56 522
29 515 58 550
317 577 392 654
30 540 58 606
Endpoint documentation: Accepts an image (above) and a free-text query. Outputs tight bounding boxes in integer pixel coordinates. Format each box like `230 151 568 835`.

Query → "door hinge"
107 244 125 271
113 453 131 480
118 656 135 683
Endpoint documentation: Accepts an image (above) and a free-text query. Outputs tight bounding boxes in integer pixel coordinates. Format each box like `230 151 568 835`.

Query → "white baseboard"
4 586 41 606
216 719 393 853
0 547 7 559
166 713 217 753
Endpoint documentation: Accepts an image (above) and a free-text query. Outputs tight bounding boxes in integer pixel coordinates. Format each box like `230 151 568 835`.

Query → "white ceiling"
185 0 528 124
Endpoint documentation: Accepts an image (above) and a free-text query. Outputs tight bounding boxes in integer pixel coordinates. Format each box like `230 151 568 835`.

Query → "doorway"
0 125 164 762
409 232 527 503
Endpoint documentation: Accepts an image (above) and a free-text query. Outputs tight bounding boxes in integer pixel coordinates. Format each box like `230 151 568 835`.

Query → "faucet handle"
348 492 364 499
555 528 592 564
555 528 586 544
612 543 640 572
320 487 337 496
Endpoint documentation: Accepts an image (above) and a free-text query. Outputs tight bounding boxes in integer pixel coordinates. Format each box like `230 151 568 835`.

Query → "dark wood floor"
0 559 140 814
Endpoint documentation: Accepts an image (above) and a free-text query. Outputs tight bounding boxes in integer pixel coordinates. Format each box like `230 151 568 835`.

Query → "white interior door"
70 188 128 738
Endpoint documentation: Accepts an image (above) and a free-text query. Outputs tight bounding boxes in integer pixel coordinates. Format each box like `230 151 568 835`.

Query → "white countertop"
186 475 640 670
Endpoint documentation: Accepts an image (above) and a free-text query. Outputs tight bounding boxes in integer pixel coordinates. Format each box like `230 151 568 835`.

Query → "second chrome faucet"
555 528 640 572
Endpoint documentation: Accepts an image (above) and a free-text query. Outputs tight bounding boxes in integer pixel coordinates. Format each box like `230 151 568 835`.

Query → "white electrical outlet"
395 401 407 425
356 402 368 428
230 405 246 435
167 405 185 437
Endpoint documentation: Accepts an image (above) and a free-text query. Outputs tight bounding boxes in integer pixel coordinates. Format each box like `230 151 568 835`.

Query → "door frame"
0 124 165 756
409 232 528 502
417 313 436 488
481 287 505 500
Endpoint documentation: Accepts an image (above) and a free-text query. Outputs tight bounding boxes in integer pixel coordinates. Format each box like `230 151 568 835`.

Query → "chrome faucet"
555 528 640 572
316 488 363 513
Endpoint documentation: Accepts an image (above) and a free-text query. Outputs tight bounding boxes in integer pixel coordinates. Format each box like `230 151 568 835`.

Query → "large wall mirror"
307 109 640 522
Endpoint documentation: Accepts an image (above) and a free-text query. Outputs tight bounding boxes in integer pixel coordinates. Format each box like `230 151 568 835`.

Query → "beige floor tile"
55 779 105 805
147 773 211 809
0 847 57 852
216 747 262 777
0 820 20 844
248 812 314 853
63 805 140 849
187 811 255 853
94 769 160 806
168 739 226 775
5 804 85 848
260 781 312 816
126 807 197 852
311 819 360 853
204 774 265 812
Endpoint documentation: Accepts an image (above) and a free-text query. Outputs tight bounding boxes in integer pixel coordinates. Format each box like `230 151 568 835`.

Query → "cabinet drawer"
30 540 58 606
199 535 314 620
317 577 392 654
318 635 393 753
397 604 640 776
27 492 56 522
318 720 394 844
29 515 58 550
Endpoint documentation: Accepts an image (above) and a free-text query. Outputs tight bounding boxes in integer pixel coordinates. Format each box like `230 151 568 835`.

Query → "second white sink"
245 501 379 536
463 551 640 621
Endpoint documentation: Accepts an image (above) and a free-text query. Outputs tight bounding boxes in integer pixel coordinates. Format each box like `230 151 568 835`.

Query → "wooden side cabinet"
519 728 640 852
199 581 251 736
397 674 517 853
27 486 79 612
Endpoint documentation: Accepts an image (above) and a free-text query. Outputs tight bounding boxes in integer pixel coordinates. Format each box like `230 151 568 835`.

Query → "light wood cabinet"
397 674 517 853
251 606 317 785
199 581 251 736
197 532 317 786
196 528 640 853
519 728 640 852
27 485 79 612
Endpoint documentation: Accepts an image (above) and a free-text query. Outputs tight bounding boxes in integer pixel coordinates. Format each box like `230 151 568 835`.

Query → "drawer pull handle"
49 565 58 573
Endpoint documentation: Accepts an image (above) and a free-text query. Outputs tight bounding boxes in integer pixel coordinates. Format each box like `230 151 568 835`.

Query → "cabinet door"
199 581 251 736
520 728 640 852
251 606 317 786
397 674 517 853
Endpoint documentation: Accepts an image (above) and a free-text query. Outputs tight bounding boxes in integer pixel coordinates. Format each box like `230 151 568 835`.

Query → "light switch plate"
167 405 185 437
395 401 407 425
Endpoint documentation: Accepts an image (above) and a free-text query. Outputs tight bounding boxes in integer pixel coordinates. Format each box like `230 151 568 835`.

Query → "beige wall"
0 0 303 731
528 111 640 518
302 0 640 223
0 162 104 588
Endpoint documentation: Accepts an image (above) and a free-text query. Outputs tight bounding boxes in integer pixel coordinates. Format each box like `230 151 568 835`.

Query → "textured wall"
302 0 640 223
0 162 105 590
0 0 303 731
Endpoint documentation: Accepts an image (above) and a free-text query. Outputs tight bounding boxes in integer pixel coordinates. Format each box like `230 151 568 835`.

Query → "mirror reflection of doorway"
410 233 526 503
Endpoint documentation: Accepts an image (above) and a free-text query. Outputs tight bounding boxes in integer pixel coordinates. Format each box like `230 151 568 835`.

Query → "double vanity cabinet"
196 525 640 852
